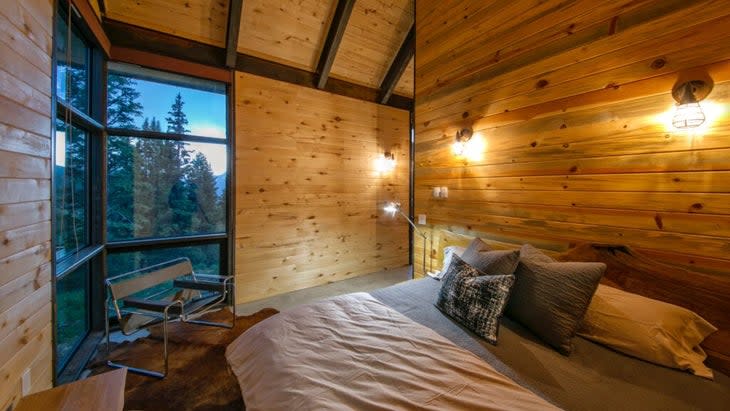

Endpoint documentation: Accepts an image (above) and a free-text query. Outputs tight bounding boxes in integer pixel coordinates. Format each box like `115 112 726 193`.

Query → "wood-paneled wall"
235 72 410 304
0 0 54 408
414 0 730 277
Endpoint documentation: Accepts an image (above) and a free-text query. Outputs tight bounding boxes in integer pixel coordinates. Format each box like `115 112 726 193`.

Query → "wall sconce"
452 128 473 156
672 80 712 129
375 151 396 173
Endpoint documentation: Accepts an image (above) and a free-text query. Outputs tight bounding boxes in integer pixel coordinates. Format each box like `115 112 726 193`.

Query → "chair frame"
104 257 236 378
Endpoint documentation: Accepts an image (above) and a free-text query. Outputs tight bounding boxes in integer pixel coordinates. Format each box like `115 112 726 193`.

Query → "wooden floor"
235 266 412 315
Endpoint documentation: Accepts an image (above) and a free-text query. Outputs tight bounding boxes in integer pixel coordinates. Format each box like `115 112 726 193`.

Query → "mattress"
369 277 730 411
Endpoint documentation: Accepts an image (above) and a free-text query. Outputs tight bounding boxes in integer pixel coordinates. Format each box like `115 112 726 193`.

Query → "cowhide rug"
89 308 278 410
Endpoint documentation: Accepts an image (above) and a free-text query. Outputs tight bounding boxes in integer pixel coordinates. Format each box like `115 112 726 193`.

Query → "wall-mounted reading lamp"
672 80 712 129
452 128 473 156
384 201 428 278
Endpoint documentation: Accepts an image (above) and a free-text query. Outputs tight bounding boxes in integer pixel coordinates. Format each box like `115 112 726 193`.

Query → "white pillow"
434 246 466 279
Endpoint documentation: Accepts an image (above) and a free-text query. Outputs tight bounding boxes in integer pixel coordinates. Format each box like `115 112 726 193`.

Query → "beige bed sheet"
226 292 561 411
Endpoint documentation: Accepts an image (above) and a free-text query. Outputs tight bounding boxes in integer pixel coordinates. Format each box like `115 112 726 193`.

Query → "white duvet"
226 293 561 410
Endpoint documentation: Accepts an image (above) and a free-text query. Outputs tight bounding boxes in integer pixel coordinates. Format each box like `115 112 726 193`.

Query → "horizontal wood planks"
105 0 230 47
330 0 413 88
0 0 53 408
415 0 730 373
235 72 410 304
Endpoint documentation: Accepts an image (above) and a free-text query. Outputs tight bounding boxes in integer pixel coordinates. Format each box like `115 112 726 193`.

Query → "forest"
55 69 226 303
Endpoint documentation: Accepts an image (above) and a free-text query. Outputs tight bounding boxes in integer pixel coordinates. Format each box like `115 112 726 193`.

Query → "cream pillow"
434 246 466 279
578 284 717 379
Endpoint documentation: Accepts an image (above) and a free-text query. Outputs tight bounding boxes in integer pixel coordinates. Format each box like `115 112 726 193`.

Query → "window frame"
51 1 234 384
103 63 232 278
52 0 107 382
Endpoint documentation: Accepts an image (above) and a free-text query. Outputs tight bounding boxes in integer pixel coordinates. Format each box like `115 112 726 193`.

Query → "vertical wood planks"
235 72 410 304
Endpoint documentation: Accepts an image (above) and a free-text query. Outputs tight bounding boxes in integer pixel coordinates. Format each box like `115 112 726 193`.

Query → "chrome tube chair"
104 257 235 378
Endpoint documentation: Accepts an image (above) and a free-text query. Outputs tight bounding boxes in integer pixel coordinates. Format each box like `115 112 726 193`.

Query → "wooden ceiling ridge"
316 0 357 89
102 18 413 110
379 23 414 104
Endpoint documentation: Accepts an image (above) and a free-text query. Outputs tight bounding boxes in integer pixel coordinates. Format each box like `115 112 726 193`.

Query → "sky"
133 78 229 175
56 76 230 175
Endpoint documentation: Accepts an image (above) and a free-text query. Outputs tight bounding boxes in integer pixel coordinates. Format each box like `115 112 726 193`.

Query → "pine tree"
187 153 221 233
106 74 143 240
107 74 143 128
165 93 190 134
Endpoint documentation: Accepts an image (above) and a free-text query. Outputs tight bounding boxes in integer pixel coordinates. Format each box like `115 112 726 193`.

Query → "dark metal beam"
315 0 356 89
225 0 244 68
378 24 414 104
104 19 226 67
103 19 412 110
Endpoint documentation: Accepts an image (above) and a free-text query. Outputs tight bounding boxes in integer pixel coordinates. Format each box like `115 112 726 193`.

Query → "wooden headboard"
427 229 730 375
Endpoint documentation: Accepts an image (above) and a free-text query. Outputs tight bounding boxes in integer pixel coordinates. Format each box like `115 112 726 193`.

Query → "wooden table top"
15 368 126 411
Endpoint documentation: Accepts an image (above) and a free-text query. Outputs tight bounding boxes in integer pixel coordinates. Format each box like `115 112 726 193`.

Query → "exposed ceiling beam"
315 0 356 89
378 24 414 105
225 0 244 68
104 19 226 66
103 19 412 111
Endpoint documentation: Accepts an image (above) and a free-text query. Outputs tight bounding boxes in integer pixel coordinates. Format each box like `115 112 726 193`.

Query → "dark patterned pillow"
436 255 515 344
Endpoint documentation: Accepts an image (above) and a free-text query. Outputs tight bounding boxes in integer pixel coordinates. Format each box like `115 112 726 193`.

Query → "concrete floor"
235 266 412 315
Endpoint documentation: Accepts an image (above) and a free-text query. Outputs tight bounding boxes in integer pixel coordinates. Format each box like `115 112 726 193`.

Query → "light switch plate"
418 214 427 224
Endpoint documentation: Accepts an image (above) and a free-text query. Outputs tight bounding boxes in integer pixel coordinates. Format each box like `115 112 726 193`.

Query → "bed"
226 240 730 410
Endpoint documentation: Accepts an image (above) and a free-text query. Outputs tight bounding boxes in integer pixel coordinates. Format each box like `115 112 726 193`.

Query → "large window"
53 3 104 378
105 62 229 278
52 5 231 381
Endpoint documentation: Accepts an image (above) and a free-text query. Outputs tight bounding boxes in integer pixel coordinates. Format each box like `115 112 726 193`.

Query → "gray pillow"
436 255 515 344
461 238 520 275
506 244 605 354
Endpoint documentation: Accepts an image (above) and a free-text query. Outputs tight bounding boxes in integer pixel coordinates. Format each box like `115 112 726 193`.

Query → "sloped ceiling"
105 0 230 47
102 0 414 98
236 0 334 71
329 0 413 89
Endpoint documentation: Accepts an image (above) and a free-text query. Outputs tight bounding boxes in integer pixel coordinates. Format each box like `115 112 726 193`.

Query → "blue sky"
133 78 228 175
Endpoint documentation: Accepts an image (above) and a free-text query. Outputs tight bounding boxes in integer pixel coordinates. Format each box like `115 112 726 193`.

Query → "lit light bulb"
452 140 466 156
375 152 396 172
671 81 709 130
383 202 399 214
672 102 706 129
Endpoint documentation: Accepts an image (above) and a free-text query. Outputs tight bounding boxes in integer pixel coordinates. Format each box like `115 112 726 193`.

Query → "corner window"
105 62 229 277
53 3 104 377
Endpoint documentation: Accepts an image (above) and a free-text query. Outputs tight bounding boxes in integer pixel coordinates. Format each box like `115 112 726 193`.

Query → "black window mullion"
107 127 227 145
57 101 104 131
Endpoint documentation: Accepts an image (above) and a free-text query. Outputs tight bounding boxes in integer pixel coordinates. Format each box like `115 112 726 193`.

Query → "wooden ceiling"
100 0 414 100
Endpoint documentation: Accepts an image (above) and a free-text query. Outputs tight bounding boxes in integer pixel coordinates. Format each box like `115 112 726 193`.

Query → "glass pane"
107 62 227 138
55 120 88 260
56 263 90 372
56 11 89 114
107 244 221 303
107 137 226 241
108 244 221 278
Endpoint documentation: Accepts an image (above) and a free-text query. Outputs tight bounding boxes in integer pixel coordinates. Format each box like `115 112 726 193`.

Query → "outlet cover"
418 214 427 224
